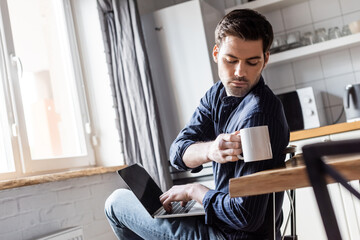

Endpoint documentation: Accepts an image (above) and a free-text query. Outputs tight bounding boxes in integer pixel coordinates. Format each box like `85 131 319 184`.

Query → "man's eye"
225 59 237 64
247 61 259 66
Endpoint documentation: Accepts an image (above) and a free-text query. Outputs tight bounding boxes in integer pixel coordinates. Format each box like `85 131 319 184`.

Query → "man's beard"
226 76 250 97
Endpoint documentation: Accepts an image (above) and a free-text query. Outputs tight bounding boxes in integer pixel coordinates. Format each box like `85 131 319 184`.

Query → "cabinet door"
336 180 360 240
330 130 360 141
295 187 327 240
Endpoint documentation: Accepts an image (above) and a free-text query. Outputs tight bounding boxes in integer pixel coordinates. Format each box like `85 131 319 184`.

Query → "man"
105 9 289 240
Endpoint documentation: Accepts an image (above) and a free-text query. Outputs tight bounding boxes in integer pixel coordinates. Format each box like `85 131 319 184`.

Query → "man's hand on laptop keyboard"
159 184 191 213
159 183 209 213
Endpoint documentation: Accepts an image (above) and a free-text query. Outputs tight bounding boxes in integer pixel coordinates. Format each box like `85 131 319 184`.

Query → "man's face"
213 36 269 97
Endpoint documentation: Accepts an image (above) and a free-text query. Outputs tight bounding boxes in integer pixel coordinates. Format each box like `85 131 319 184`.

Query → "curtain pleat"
97 0 172 191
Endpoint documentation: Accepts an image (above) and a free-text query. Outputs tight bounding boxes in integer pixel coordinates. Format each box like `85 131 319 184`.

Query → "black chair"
302 139 360 240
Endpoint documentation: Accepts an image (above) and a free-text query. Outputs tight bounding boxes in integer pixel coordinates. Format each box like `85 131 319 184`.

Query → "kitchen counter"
290 121 360 142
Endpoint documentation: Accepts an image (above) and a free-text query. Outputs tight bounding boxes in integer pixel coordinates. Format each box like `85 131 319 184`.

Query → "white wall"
0 173 124 240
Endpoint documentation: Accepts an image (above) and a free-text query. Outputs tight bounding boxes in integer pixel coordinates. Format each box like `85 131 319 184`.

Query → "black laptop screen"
117 164 163 215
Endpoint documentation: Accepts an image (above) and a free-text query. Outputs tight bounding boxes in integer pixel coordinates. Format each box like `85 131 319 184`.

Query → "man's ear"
263 51 270 69
212 45 219 63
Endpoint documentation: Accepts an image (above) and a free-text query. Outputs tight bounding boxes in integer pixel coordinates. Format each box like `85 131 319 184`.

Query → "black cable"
332 106 344 124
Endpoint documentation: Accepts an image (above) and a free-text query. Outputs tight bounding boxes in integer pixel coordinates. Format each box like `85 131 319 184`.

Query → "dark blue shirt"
170 77 290 239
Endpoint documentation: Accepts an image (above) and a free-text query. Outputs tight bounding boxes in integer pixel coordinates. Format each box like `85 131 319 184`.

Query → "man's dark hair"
215 9 273 54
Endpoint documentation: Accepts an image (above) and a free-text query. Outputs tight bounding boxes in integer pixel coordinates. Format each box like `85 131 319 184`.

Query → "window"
0 70 14 174
0 0 95 179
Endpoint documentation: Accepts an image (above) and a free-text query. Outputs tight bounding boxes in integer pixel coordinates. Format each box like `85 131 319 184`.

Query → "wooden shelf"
225 0 307 14
268 33 360 66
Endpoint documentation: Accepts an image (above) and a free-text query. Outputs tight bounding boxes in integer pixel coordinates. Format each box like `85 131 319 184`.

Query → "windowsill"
0 165 127 191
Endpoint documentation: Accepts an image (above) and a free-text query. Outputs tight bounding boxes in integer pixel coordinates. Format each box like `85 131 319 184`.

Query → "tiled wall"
256 0 360 126
0 173 122 240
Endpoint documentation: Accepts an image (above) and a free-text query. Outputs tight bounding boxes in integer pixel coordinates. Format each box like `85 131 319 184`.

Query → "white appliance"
277 87 321 131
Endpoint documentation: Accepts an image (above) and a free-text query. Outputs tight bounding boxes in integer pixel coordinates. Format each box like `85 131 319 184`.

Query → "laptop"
117 163 205 219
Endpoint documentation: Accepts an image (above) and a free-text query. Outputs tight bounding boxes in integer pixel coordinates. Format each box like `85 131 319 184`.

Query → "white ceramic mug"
237 125 272 162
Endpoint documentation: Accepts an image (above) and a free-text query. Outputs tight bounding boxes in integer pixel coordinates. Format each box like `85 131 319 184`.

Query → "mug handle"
237 132 244 160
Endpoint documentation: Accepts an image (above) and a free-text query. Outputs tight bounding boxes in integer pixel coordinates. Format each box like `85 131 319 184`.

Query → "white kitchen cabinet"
289 129 360 240
141 0 222 154
330 129 360 141
291 135 330 153
225 0 308 14
291 129 360 153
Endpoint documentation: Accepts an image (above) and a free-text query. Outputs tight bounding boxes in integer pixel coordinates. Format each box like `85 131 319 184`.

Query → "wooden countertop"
290 121 360 142
229 154 360 198
0 165 126 191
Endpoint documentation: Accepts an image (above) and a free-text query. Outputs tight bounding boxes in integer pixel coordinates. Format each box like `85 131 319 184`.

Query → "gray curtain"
97 0 172 191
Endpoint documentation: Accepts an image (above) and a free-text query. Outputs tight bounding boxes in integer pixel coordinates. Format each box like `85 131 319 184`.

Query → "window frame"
0 0 96 179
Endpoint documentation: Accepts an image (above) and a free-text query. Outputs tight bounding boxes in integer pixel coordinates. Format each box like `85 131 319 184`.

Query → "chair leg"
273 192 276 240
290 190 297 239
283 190 298 240
283 150 298 240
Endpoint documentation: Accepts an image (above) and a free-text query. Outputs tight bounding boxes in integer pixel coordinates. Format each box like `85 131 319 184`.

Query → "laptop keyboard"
171 200 196 214
157 200 196 215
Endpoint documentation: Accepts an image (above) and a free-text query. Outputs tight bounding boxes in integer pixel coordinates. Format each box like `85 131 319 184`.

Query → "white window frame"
0 0 95 179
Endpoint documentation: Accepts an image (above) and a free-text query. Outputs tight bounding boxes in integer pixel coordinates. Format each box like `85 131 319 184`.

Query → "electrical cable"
333 106 345 124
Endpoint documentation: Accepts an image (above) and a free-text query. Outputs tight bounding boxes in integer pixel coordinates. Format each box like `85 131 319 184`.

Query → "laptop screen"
117 164 163 215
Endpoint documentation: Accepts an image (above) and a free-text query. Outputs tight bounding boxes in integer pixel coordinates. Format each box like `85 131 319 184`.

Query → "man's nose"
234 62 246 77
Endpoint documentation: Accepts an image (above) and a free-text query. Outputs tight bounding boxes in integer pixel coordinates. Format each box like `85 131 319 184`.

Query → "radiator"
35 226 84 240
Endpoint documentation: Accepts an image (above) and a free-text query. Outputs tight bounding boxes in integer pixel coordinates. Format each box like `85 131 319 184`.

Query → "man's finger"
159 192 169 203
222 141 242 150
225 155 241 162
222 133 241 142
162 198 173 213
222 148 242 156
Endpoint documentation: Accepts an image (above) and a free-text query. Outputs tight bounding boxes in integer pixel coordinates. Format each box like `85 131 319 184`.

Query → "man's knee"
105 188 132 219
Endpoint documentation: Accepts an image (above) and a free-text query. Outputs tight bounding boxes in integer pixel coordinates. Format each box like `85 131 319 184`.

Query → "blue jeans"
105 189 225 240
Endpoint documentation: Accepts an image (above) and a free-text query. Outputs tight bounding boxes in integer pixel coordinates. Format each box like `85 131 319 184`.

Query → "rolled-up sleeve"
169 87 216 171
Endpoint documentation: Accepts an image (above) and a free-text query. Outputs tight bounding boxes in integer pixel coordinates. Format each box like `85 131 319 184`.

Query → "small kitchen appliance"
277 87 321 131
344 83 360 122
